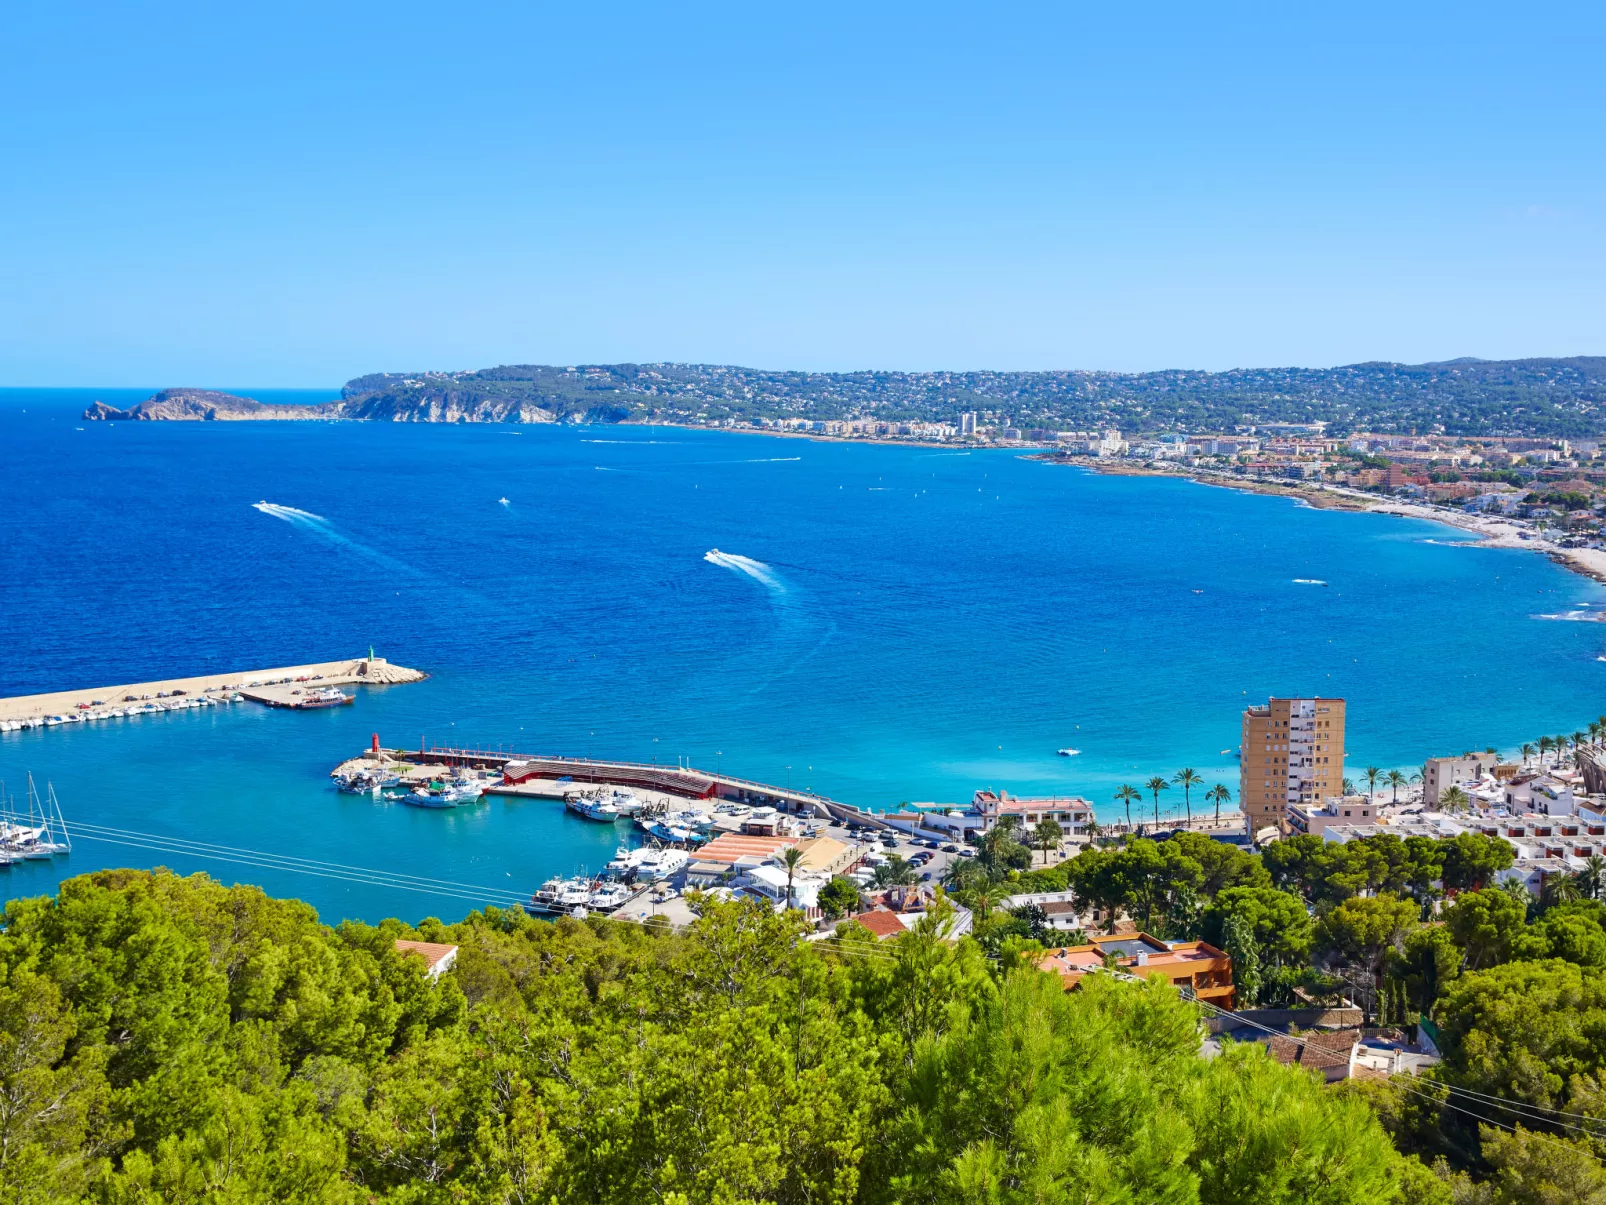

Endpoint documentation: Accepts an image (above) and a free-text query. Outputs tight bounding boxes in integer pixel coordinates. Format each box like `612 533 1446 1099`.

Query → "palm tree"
1573 731 1588 760
1539 735 1555 765
1580 854 1606 900
1085 818 1104 845
1364 765 1381 800
1033 817 1064 865
1145 776 1169 827
781 846 804 912
1520 742 1535 767
1440 786 1470 815
1545 873 1582 909
1555 734 1571 764
1205 784 1232 826
1385 769 1407 804
1342 777 1357 796
1590 721 1602 749
1173 768 1204 829
1114 784 1141 839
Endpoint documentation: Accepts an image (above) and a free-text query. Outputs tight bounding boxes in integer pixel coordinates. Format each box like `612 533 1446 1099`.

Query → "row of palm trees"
1519 717 1606 767
1111 768 1235 835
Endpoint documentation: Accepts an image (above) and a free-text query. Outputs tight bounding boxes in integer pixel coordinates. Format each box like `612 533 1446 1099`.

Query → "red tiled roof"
694 833 800 866
394 940 458 973
851 909 908 939
1265 1030 1356 1071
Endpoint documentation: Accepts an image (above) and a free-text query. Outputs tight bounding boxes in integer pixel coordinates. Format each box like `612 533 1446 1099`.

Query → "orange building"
1039 933 1235 1009
1240 697 1346 834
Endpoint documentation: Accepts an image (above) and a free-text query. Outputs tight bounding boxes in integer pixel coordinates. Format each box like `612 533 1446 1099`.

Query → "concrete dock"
0 655 425 730
338 744 893 830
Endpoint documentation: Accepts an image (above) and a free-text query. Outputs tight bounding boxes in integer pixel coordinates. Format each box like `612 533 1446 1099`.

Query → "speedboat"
1056 748 1080 757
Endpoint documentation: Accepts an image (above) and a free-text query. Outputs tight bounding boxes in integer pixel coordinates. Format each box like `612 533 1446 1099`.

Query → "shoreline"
1033 453 1606 591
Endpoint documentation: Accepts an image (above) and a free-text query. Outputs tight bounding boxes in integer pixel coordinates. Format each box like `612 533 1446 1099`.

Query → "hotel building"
1240 697 1346 834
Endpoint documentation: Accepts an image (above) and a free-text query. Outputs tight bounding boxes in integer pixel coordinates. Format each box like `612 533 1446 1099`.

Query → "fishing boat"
565 793 621 822
532 877 565 910
602 787 644 816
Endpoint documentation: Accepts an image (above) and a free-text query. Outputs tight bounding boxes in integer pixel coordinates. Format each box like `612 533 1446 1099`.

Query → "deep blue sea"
3 387 1604 922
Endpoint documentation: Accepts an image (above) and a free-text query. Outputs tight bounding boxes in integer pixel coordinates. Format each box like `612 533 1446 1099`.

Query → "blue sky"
1 1 1602 384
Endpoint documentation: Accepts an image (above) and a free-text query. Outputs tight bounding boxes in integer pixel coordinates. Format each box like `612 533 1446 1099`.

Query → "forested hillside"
0 868 1437 1204
6 862 1606 1202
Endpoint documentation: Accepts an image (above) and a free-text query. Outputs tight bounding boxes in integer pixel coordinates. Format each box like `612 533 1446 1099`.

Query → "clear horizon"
2 2 1602 385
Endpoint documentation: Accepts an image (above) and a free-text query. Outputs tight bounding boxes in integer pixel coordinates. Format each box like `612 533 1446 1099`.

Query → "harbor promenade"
0 655 425 729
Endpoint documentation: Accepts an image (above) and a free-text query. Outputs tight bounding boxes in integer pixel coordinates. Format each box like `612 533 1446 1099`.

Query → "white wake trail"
253 501 325 522
704 549 785 593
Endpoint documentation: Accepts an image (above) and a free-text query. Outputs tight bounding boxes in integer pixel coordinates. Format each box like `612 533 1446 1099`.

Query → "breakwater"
339 744 894 830
0 655 424 731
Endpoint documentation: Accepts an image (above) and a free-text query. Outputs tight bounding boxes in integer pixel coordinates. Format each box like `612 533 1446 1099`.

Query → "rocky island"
83 388 340 421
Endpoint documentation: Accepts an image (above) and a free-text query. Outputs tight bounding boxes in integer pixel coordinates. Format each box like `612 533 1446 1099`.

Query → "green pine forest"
4 848 1606 1204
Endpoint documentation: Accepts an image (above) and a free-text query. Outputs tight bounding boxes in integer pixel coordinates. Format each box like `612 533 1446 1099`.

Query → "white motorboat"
1056 748 1080 757
636 848 690 880
557 878 593 908
589 882 632 910
565 794 621 822
532 877 565 909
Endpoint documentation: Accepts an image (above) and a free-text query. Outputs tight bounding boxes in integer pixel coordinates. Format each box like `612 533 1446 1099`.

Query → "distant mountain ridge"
84 356 1606 436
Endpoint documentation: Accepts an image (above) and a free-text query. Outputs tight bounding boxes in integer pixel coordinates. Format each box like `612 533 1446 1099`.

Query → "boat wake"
704 549 785 593
745 457 801 463
251 501 429 581
1535 611 1606 622
253 501 324 522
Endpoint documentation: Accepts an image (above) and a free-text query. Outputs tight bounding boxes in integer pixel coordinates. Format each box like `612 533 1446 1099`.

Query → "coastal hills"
83 355 1606 436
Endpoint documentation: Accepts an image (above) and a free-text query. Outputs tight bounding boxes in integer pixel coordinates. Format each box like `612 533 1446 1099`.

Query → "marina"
331 743 895 831
0 654 424 732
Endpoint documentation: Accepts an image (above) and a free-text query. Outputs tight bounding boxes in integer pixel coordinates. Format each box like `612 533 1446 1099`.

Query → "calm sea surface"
2 388 1603 921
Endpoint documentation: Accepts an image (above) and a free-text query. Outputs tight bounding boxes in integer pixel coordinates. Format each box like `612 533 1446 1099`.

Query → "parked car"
942 844 959 853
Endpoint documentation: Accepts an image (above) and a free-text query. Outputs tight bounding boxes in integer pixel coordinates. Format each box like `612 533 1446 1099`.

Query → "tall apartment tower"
1239 697 1346 834
958 411 978 436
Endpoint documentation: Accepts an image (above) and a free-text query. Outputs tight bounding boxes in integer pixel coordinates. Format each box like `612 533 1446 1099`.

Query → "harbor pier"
351 744 893 830
0 655 425 731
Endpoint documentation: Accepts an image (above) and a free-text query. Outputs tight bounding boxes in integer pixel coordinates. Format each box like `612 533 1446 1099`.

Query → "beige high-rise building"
1240 697 1346 834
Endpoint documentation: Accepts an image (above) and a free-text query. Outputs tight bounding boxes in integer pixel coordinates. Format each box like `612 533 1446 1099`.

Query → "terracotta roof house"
394 940 459 980
849 909 910 940
1039 933 1235 1009
1261 1030 1359 1082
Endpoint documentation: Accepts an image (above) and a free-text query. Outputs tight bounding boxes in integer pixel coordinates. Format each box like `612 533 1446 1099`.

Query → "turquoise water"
3 387 1604 921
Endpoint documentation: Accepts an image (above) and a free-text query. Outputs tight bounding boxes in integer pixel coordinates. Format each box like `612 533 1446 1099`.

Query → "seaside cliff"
83 388 338 421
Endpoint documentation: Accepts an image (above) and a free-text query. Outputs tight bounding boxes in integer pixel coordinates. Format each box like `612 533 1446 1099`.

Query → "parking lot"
815 818 967 887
